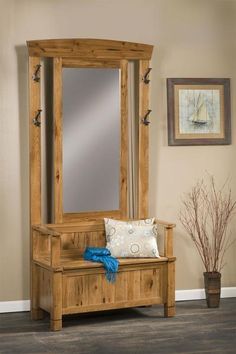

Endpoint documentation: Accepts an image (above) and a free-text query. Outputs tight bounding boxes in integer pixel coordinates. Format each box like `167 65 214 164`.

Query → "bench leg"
31 263 45 320
164 304 175 317
50 271 62 331
50 319 62 331
164 261 175 317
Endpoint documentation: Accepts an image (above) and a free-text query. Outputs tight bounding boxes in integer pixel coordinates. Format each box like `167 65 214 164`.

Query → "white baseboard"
175 287 236 301
0 288 235 313
0 300 30 313
176 288 206 301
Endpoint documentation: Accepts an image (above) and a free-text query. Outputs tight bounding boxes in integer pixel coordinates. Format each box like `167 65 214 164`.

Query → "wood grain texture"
47 220 106 232
32 225 61 237
50 271 63 331
164 260 176 317
32 230 50 260
27 38 153 60
62 210 121 222
39 267 51 313
51 236 61 268
62 266 164 315
120 59 128 218
44 218 175 232
29 62 42 319
62 58 120 68
37 251 169 271
53 57 63 223
61 231 105 254
31 263 44 320
138 60 150 219
29 56 41 226
164 226 174 258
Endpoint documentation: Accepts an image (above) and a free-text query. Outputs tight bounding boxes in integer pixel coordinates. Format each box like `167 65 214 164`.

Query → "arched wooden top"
27 38 153 60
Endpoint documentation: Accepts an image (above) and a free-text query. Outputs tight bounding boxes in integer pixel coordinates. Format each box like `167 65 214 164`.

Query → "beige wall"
0 0 235 301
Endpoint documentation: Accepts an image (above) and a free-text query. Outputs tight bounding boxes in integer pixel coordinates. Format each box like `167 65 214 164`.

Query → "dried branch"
179 176 236 273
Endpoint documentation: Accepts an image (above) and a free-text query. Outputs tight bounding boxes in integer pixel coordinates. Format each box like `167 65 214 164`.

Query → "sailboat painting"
167 78 231 145
178 89 220 134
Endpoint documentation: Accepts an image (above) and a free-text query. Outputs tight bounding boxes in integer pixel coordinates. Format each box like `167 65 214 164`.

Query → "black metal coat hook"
141 109 152 126
32 64 41 82
142 68 152 84
32 109 42 127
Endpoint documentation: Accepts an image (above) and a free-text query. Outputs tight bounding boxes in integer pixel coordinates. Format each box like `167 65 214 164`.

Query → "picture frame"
167 78 231 146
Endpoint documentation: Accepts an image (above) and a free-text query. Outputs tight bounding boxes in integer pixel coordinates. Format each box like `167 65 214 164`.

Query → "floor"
0 299 235 354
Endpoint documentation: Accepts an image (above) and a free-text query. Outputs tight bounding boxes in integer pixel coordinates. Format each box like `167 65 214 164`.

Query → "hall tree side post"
53 57 63 224
51 56 64 329
120 59 128 219
138 59 175 316
138 60 150 219
50 235 63 330
164 226 176 316
28 56 44 320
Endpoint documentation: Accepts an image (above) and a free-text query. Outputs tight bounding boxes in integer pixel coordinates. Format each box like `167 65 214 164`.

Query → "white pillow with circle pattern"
104 217 155 227
105 222 159 258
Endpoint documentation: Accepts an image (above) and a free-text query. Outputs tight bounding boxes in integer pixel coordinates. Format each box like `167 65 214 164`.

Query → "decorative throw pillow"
105 223 159 258
104 217 155 227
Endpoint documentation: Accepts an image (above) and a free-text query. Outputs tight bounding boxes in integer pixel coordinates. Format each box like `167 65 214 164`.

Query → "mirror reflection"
62 67 120 213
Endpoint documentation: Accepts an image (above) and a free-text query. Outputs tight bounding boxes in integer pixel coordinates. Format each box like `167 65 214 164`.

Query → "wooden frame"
28 38 154 224
53 58 128 222
27 38 153 60
167 78 231 146
28 39 176 331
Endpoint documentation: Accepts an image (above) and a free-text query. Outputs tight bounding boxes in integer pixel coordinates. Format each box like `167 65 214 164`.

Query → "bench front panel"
62 264 167 314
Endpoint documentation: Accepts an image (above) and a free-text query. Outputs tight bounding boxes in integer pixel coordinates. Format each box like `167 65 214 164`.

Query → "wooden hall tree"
28 38 176 330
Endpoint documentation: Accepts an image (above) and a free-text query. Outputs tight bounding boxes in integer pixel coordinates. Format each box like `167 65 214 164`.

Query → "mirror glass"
62 67 120 213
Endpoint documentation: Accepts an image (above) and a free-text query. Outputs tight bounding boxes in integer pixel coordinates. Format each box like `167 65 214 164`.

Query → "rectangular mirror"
62 67 121 213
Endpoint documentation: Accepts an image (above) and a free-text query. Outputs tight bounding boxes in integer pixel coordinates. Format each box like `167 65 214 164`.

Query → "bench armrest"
32 225 60 237
155 219 176 229
32 225 61 269
155 218 175 258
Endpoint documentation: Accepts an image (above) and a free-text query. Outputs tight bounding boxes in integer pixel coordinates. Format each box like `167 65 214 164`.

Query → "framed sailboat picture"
167 78 231 145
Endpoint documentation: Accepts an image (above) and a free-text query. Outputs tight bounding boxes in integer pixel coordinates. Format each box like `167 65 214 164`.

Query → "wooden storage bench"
31 219 176 331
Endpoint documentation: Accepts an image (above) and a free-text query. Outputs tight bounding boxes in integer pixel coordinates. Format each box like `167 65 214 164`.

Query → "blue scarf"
83 247 119 283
